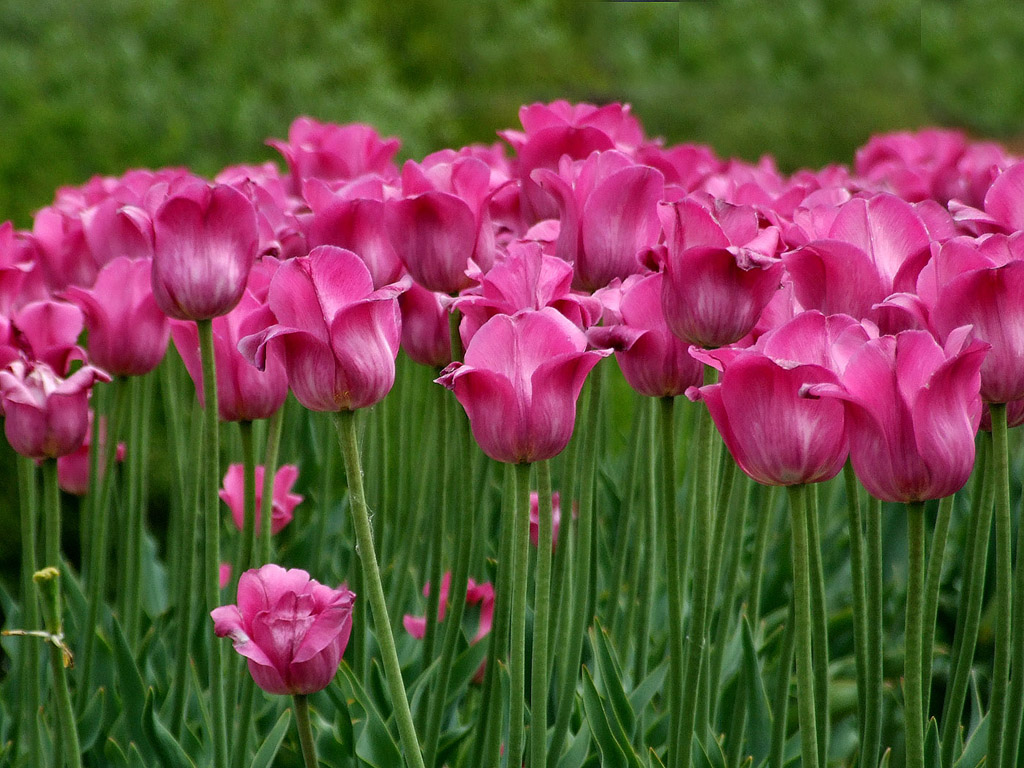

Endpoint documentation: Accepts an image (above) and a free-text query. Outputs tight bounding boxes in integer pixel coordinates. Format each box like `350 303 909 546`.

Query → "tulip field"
3 102 1024 768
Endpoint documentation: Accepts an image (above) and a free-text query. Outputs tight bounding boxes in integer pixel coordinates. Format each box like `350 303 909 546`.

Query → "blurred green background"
2 0 1024 226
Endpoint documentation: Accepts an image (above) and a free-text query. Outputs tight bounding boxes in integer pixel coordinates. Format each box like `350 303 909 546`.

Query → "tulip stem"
16 456 42 768
122 373 146 648
806 484 830 766
531 459 555 768
421 389 451 675
988 402 1012 768
1002 446 1024 768
659 395 685 768
507 461 533 768
677 365 719 768
548 364 603 767
905 501 926 768
292 694 319 768
769 596 796 768
335 409 425 768
423 410 476 767
864 495 884 768
632 398 660 719
34 566 82 768
921 493 953 720
843 462 868 753
259 406 284 565
786 483 820 768
236 420 257 579
78 376 130 713
199 318 228 768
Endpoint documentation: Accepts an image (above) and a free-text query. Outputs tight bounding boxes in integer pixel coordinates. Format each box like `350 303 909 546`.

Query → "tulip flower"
8 299 87 375
211 564 355 695
151 183 259 321
0 360 109 460
437 308 610 464
806 327 988 502
398 282 452 368
62 257 170 377
239 245 408 412
171 262 288 421
689 312 870 486
219 463 302 536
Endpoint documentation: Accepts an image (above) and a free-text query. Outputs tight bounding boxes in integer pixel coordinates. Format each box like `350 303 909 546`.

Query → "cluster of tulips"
3 100 1024 768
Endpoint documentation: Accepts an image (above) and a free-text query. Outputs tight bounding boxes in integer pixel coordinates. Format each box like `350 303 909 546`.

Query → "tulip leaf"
649 747 667 768
741 616 773 766
953 712 988 768
77 686 106 754
924 718 940 768
249 709 292 768
879 747 893 768
556 723 593 768
143 687 195 768
628 660 668 717
336 661 403 768
590 619 636 738
968 670 983 738
110 613 155 761
104 737 129 768
581 665 644 768
445 638 489 707
127 742 148 768
693 728 727 768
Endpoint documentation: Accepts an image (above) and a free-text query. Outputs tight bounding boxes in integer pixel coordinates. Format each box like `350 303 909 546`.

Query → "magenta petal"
387 193 477 293
783 241 883 319
984 163 1024 231
527 351 607 461
328 299 401 410
403 615 427 639
451 368 525 463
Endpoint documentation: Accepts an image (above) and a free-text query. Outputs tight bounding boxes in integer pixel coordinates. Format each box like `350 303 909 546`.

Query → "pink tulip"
0 222 45 315
437 308 609 464
57 410 125 495
269 117 400 194
529 491 563 550
211 564 355 695
239 246 407 412
219 563 232 591
62 257 170 377
930 233 1024 403
386 153 497 294
688 312 869 486
6 299 87 375
219 463 303 536
659 197 783 349
398 282 451 368
171 262 288 421
807 327 988 502
533 150 664 291
454 240 602 347
215 162 307 261
0 360 109 460
588 273 703 398
151 183 259 321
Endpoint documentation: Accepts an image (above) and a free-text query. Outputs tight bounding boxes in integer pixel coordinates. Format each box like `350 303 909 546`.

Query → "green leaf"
627 661 668 717
335 661 403 768
953 712 988 768
110 614 154 761
695 729 727 768
924 718 940 768
77 686 106 754
557 724 593 768
582 666 629 768
968 670 983 739
143 687 195 768
249 709 292 768
104 737 129 768
648 747 667 768
879 747 893 768
590 620 636 738
741 616 772 767
445 639 489 707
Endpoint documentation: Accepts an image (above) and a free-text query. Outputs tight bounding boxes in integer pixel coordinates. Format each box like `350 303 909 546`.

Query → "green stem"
905 501 926 768
659 396 685 767
747 486 777 626
787 483 820 768
423 413 476 767
769 597 797 768
477 463 516 768
806 484 829 766
940 434 992 767
531 460 555 768
507 461 533 768
232 676 257 768
422 387 451 673
547 364 603 768
17 457 41 768
293 694 319 768
863 495 884 768
123 374 146 648
335 409 425 768
42 458 61 571
77 377 130 713
988 403 1012 768
921 494 953 720
34 566 82 768
610 404 644 644
633 397 660 700
677 365 719 768
844 462 868 752
199 319 228 768
1002 458 1024 768
235 420 257 578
